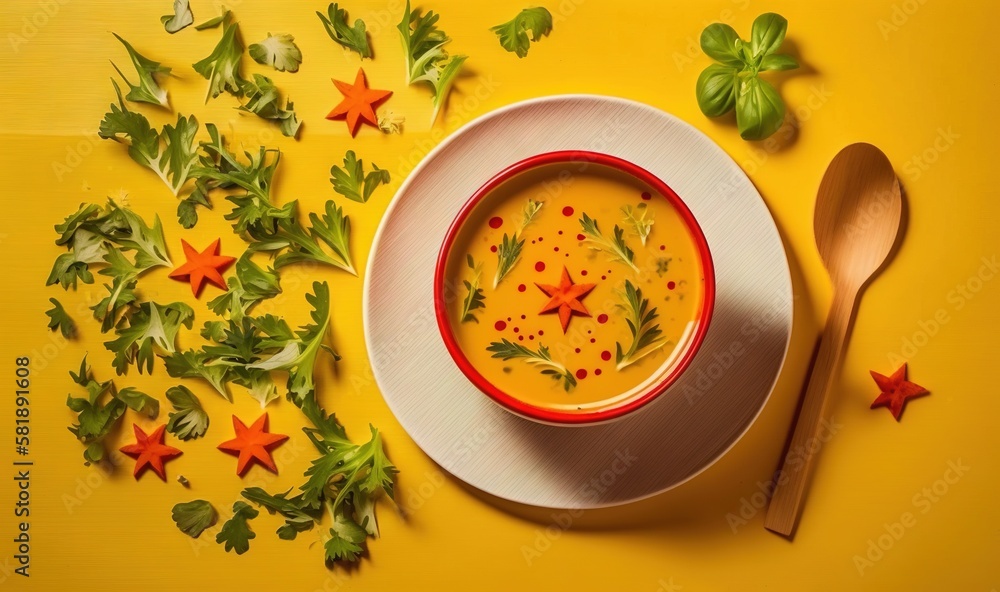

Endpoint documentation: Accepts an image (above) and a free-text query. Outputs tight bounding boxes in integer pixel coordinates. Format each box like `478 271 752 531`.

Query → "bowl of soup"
433 151 715 425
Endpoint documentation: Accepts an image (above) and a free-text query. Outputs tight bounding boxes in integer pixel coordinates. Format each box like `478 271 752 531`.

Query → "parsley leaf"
65 357 126 463
317 3 372 59
172 500 217 538
241 487 319 540
116 386 159 418
238 74 302 138
397 0 467 124
249 282 337 404
110 33 171 107
207 253 281 322
329 150 390 203
490 7 552 58
249 33 302 73
165 385 210 440
192 10 247 101
45 298 76 337
104 301 194 375
325 511 368 562
164 350 231 401
216 501 258 555
98 84 199 196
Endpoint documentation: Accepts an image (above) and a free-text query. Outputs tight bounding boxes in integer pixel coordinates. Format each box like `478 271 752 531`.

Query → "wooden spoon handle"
764 288 858 535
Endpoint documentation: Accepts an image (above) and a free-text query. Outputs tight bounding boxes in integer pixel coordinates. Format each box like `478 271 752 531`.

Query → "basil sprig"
696 13 798 141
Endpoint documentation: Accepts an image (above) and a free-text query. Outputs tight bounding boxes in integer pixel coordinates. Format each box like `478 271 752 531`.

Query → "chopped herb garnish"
493 232 524 288
518 199 543 232
579 212 639 272
487 339 577 391
622 203 653 246
460 255 486 323
615 280 668 370
165 385 210 440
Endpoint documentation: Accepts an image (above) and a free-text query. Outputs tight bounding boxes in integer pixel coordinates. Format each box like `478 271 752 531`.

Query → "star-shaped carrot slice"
535 266 596 333
217 414 289 476
870 363 929 421
168 238 236 297
326 68 392 137
119 424 183 480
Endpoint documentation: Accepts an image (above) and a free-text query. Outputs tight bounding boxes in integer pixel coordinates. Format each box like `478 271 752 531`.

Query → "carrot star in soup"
535 266 596 333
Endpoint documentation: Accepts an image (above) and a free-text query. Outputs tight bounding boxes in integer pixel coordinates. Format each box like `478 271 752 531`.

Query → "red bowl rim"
433 150 716 425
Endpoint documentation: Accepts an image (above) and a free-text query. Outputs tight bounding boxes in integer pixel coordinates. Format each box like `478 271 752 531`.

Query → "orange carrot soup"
438 153 712 422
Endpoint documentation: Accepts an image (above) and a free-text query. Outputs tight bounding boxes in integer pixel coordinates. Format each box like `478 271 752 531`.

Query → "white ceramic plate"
363 95 792 509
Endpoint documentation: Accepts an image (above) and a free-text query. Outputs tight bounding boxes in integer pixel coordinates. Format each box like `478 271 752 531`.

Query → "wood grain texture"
765 143 901 535
363 95 793 509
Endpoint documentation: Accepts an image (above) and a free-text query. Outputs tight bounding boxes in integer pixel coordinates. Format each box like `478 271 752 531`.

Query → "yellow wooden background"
0 0 997 590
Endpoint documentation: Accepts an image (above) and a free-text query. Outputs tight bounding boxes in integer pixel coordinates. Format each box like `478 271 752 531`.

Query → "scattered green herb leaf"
249 33 302 73
165 385 210 440
377 111 404 134
98 85 199 196
161 0 194 34
216 501 258 555
397 0 467 124
248 282 337 405
490 7 552 58
238 74 302 138
193 10 247 101
207 253 281 322
329 150 390 203
116 386 159 418
317 3 372 59
110 33 171 107
66 357 126 463
104 301 194 375
172 500 217 537
45 298 75 337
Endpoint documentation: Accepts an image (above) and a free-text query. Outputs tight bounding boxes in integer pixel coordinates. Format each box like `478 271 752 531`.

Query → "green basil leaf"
736 77 785 140
750 13 788 58
699 23 745 67
759 53 799 71
696 64 739 117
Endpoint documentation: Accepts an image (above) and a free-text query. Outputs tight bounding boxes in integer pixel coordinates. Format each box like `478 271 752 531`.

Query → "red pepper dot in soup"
495 320 507 331
562 206 574 216
489 216 503 229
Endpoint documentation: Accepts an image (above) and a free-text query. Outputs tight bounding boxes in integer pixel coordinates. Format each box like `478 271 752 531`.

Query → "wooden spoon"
764 143 901 536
